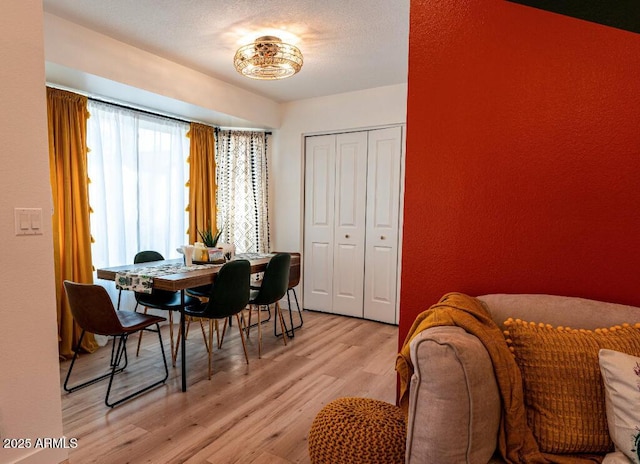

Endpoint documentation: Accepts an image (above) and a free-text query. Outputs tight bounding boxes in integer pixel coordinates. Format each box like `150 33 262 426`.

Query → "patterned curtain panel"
216 130 270 253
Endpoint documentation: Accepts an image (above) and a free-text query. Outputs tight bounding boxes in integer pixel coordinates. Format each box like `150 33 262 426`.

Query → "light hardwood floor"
60 309 399 464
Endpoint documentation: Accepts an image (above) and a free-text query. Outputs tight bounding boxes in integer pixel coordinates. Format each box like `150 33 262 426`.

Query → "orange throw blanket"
396 292 603 464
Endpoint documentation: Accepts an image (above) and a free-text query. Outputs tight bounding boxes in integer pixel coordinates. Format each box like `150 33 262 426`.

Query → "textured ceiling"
42 0 410 103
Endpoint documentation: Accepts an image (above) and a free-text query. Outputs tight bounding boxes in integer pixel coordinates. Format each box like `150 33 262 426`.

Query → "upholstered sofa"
405 293 640 464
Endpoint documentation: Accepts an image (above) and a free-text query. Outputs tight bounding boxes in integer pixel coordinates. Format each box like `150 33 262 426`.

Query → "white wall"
270 84 408 254
44 13 281 129
0 2 67 464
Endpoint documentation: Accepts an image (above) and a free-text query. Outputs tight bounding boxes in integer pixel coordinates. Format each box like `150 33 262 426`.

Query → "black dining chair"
63 280 169 407
246 253 291 358
250 252 302 338
179 259 251 379
133 250 200 365
271 251 303 338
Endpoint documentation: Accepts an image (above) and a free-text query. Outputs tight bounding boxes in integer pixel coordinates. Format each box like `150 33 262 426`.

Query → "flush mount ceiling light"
233 35 303 80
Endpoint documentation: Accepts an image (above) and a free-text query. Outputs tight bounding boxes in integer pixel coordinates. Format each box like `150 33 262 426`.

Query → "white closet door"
303 135 336 311
364 127 402 323
332 132 368 317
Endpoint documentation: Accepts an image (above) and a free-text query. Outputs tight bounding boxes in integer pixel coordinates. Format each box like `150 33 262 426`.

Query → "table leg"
180 289 187 392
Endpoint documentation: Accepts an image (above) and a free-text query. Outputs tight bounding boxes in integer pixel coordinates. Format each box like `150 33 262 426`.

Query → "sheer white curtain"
87 101 190 268
216 130 270 253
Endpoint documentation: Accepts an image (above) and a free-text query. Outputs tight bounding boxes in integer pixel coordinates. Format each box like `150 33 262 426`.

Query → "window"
87 101 190 268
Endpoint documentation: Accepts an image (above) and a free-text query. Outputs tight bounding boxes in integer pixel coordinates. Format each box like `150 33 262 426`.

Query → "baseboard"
12 446 68 464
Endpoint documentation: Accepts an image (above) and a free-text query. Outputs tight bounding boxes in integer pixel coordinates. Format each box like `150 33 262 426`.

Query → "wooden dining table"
96 253 300 392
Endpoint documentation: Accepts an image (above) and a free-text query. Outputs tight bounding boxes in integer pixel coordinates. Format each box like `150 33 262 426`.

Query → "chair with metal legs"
246 253 291 358
133 250 199 365
62 280 169 408
179 259 251 380
272 252 302 338
251 252 302 338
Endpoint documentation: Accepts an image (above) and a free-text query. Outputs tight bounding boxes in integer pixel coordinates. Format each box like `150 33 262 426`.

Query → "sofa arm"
406 326 501 464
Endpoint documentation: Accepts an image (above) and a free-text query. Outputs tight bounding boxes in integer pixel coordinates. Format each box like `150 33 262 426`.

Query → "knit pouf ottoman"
308 397 406 464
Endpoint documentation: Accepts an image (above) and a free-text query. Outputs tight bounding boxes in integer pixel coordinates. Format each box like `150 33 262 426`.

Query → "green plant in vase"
197 224 224 263
197 226 222 248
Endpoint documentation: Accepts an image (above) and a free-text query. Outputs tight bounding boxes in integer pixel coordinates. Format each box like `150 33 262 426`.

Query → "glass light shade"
234 36 303 80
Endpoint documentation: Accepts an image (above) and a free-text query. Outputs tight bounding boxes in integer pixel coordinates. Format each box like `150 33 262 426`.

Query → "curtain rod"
48 84 271 134
87 95 271 134
88 95 192 124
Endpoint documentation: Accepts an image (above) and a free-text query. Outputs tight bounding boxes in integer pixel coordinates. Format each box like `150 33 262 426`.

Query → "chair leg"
215 320 221 349
257 304 263 359
288 287 303 332
136 307 148 356
198 317 210 353
66 327 167 407
105 335 128 406
275 302 288 347
246 304 272 335
246 306 253 338
176 312 207 362
220 318 230 348
236 313 249 364
64 330 127 393
112 333 128 369
274 297 291 338
286 289 295 337
292 288 303 327
275 288 303 338
137 309 175 366
207 320 214 380
105 323 169 408
239 310 249 343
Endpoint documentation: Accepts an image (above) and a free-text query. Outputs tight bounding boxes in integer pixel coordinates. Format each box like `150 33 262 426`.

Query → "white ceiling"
42 0 410 104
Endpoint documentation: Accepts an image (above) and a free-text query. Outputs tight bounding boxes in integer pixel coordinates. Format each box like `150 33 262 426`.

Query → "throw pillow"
504 318 640 454
599 349 640 464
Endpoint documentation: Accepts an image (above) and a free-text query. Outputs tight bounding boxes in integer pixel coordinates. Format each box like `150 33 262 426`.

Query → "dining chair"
179 259 251 380
271 251 303 338
246 252 291 358
133 250 199 365
62 280 169 407
250 252 302 338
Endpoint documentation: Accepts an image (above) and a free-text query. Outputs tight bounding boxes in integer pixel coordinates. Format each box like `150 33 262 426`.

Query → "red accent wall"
400 0 640 342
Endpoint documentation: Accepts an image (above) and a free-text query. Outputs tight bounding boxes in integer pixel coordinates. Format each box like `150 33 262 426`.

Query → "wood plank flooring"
60 309 399 464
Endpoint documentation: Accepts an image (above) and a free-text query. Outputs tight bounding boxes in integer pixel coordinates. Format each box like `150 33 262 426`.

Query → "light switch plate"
15 208 43 236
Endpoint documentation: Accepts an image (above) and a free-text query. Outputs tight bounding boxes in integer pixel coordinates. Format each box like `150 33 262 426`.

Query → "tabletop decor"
196 225 225 263
197 225 222 248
